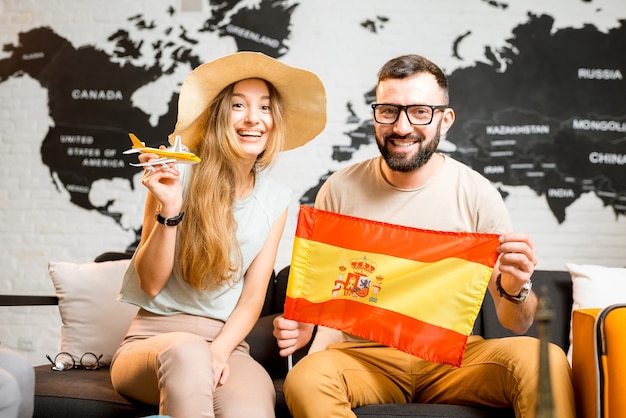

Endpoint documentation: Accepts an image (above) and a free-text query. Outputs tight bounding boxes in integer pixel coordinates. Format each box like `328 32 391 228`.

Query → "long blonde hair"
177 79 285 290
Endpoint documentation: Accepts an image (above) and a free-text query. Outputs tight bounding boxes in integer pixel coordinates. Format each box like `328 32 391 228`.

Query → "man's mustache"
383 134 425 143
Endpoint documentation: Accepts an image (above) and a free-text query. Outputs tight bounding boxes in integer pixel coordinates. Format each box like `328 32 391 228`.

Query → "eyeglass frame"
371 103 448 126
46 351 103 371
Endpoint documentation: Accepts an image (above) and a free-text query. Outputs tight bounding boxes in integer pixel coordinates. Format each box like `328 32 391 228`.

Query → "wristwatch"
155 211 185 227
496 274 532 304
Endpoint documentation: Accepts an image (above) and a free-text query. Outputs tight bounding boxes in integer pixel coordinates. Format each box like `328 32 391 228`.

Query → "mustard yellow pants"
284 336 575 418
110 309 275 418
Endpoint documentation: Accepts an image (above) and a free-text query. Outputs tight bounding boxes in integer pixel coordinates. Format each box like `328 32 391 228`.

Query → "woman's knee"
159 332 212 367
112 332 213 400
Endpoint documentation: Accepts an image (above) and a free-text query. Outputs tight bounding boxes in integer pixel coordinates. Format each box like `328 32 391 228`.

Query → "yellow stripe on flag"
284 206 500 367
289 237 491 334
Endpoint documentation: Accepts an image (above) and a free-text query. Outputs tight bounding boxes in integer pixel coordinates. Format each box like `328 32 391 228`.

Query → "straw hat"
169 51 327 151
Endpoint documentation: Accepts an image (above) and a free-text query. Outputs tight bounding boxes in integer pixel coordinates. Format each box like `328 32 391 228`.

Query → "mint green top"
119 174 291 322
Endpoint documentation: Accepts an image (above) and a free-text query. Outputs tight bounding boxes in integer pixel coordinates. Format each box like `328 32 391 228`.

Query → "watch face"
519 281 532 299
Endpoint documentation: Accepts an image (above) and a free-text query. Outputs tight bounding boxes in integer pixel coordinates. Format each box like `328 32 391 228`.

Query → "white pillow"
565 263 626 362
48 259 138 366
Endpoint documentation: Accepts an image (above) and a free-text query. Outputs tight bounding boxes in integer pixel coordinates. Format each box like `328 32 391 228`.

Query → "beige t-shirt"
316 154 511 233
309 154 512 350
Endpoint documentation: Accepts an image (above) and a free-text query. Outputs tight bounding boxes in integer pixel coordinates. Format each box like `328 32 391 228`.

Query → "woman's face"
230 78 273 158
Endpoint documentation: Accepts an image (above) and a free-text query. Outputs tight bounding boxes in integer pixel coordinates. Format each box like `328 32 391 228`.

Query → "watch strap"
496 274 532 304
155 211 185 226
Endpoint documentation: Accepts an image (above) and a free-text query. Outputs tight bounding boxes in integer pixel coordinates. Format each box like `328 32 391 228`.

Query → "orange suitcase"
572 304 626 418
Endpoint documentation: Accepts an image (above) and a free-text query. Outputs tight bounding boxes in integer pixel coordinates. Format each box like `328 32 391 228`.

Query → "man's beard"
376 124 441 173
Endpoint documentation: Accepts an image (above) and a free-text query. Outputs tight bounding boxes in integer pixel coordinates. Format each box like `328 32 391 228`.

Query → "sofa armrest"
0 295 58 306
572 304 626 418
572 308 600 418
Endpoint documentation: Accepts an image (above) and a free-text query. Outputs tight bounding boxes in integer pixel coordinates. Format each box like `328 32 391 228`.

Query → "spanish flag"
284 206 501 367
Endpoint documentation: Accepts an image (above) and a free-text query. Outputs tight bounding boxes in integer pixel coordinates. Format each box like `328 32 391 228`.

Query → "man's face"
373 73 453 172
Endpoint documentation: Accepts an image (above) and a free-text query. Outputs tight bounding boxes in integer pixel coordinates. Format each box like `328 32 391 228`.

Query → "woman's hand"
210 346 230 388
139 148 183 212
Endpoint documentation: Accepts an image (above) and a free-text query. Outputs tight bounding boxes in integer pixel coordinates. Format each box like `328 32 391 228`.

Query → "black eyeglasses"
46 352 103 371
371 104 448 125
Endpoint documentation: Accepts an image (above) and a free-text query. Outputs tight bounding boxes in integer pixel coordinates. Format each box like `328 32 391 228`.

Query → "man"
273 54 574 417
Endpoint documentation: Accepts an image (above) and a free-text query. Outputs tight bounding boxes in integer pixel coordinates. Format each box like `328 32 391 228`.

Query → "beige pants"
111 309 275 418
284 336 575 418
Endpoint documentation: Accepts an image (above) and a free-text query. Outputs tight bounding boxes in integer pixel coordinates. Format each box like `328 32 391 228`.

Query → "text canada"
71 89 123 101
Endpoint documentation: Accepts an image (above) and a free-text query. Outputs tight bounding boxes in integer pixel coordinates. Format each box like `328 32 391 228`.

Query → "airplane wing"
130 158 177 167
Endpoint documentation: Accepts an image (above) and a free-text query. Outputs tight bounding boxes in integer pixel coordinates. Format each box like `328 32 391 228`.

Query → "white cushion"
566 263 626 362
48 259 138 365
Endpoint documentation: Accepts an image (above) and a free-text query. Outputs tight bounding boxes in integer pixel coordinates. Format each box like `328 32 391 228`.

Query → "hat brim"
169 51 326 151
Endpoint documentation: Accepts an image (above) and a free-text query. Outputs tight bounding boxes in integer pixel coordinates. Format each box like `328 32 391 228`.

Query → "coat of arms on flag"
284 206 501 367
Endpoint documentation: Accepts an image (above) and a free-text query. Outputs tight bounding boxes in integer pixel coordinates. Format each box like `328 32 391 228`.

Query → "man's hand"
273 315 314 357
497 232 537 292
492 232 538 333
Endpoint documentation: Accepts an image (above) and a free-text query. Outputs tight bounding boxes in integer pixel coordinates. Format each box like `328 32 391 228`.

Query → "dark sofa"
1 261 572 418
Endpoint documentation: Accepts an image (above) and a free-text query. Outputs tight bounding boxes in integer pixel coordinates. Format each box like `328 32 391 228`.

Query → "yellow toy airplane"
124 133 201 168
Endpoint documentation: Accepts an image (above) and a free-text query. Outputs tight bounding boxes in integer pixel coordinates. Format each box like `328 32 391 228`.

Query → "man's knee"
285 350 352 402
547 343 570 371
286 352 336 387
507 337 571 377
505 337 569 376
284 355 311 396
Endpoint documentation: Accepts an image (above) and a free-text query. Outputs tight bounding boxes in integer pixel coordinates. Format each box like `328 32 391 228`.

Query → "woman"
111 52 326 418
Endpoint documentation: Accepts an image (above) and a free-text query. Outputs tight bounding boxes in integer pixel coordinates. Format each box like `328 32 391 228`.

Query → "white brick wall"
1 0 625 365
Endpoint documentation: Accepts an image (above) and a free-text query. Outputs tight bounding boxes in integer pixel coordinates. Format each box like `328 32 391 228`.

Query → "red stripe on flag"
284 295 467 367
295 206 499 266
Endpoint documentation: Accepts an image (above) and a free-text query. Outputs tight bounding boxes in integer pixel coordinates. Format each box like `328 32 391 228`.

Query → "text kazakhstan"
486 125 550 135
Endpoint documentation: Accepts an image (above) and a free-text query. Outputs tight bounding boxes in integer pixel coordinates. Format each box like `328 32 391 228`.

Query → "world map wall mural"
0 0 624 268
1 0 625 365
